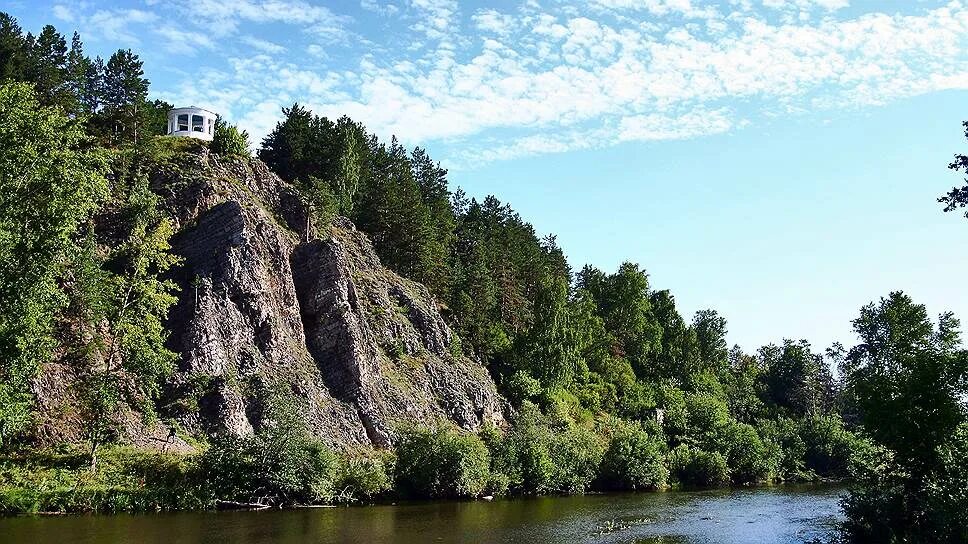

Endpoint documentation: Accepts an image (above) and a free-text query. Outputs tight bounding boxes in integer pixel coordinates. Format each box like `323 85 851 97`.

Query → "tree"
101 49 148 144
259 103 315 182
24 25 68 108
211 118 251 157
722 345 765 423
78 177 181 467
0 13 27 82
579 263 661 378
842 292 967 478
510 275 581 389
81 56 104 113
841 292 968 542
63 32 90 114
939 121 968 217
761 339 828 417
650 290 699 381
0 82 107 448
692 309 728 375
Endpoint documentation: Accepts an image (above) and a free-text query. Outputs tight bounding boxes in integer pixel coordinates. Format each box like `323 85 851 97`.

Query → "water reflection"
0 485 843 544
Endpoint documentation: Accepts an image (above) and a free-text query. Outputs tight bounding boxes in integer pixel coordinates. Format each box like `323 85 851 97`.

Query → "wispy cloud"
240 35 286 54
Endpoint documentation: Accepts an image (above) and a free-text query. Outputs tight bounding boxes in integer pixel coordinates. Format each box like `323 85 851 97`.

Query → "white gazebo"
167 106 217 141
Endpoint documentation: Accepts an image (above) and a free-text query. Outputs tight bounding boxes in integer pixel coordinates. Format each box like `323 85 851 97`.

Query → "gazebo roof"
168 106 217 115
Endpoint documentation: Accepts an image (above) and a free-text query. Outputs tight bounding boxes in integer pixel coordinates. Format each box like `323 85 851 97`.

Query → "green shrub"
0 445 207 514
616 380 657 421
757 417 808 480
211 119 250 156
798 415 857 478
489 402 604 495
598 423 668 490
503 370 542 406
334 449 394 502
718 422 772 484
685 392 730 445
488 403 553 495
394 425 490 499
657 384 688 440
548 424 605 494
669 445 728 487
199 428 338 506
843 425 968 543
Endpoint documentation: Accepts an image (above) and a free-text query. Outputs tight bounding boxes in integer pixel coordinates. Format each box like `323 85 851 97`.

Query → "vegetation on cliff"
0 13 966 543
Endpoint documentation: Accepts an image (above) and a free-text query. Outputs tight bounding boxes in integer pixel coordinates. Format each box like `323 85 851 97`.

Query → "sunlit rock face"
159 148 504 449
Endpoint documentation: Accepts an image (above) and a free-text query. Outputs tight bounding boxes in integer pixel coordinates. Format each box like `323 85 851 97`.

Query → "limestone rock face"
158 149 504 449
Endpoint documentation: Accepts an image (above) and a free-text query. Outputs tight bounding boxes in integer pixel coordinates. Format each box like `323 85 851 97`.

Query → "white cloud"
85 9 158 45
590 0 720 19
178 0 352 36
155 26 216 55
762 0 849 12
472 9 516 37
240 35 286 54
408 0 459 40
361 0 400 16
51 5 74 21
618 108 737 141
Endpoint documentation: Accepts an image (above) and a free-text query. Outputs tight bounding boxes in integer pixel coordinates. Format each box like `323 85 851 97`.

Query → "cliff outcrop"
35 146 504 450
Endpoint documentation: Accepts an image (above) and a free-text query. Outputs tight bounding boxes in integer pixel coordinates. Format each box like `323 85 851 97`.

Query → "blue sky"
9 0 968 353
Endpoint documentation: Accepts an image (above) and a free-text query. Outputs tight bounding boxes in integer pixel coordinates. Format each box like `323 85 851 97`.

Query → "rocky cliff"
37 146 505 450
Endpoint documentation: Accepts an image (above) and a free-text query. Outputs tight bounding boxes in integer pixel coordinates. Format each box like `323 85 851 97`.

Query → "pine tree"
64 32 90 114
0 13 27 82
102 49 148 144
26 26 69 106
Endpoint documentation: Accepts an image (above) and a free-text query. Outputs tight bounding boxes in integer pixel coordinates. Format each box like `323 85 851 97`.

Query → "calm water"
0 485 844 544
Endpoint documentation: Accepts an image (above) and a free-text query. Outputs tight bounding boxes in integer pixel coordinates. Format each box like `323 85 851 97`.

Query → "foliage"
717 422 772 484
598 422 669 490
510 274 582 388
211 118 250 157
333 449 395 503
939 120 968 217
77 175 182 467
684 391 730 446
668 445 729 488
760 340 834 418
502 370 542 407
199 413 338 506
0 82 107 449
757 417 808 480
840 292 968 542
487 402 604 495
798 415 858 478
0 445 206 514
393 424 490 499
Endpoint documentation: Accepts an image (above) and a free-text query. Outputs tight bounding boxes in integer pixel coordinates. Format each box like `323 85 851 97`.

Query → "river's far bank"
0 441 850 518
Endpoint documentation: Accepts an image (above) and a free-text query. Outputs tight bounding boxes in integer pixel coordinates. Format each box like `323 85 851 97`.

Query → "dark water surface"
0 485 844 544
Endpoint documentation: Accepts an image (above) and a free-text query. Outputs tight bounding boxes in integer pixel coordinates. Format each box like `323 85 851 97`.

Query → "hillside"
33 145 504 450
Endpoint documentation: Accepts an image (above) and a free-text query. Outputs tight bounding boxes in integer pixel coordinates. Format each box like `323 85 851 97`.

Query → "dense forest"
0 13 965 543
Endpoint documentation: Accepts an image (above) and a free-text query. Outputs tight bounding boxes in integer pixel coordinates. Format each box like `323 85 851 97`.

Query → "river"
0 484 844 544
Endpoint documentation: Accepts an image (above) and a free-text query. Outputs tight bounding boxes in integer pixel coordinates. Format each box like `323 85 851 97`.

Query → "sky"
8 0 968 353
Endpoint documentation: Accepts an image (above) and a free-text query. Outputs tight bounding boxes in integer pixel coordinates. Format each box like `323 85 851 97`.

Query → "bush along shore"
0 399 863 515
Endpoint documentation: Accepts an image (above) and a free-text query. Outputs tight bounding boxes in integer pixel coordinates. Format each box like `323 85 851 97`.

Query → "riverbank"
0 440 848 517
